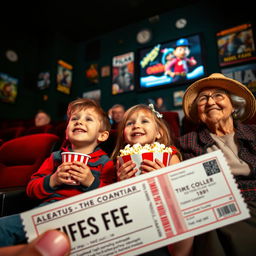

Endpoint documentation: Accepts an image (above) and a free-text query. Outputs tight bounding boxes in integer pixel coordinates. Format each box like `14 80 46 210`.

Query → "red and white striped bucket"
61 152 91 185
61 152 91 165
119 152 171 176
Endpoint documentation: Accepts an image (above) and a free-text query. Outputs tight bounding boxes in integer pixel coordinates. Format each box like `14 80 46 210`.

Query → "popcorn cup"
118 152 171 176
61 152 91 185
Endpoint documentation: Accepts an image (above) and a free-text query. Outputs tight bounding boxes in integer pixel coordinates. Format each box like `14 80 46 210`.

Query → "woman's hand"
0 230 70 256
116 159 137 180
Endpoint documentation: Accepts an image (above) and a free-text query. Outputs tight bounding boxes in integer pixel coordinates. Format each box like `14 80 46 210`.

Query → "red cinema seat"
0 133 59 189
180 116 199 135
54 120 67 142
160 111 180 140
0 126 26 142
22 124 55 136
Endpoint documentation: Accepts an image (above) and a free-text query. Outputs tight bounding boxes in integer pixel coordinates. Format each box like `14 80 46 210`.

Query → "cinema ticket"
21 150 250 256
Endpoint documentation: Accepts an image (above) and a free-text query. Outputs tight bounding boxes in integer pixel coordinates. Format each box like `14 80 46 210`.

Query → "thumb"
15 230 70 256
26 230 70 256
116 159 120 169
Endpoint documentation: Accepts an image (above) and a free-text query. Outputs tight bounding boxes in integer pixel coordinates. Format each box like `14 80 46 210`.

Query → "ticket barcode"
148 179 173 238
203 159 221 176
216 203 237 218
157 204 172 237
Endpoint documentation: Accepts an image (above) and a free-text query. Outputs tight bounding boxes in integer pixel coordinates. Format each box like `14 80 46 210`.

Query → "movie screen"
138 34 205 90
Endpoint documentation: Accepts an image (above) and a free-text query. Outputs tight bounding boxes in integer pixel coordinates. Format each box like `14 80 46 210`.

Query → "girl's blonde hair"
111 104 176 160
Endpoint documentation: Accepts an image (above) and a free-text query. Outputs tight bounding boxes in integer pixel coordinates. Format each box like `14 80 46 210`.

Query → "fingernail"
35 230 70 256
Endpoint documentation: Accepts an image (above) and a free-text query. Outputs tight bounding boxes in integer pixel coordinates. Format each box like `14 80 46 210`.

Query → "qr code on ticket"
203 159 221 176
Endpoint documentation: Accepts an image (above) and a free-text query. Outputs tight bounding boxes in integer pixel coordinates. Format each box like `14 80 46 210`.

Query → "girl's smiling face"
123 109 161 146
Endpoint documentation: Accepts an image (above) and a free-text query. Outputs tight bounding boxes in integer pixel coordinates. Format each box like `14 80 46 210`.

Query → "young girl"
112 104 180 179
111 104 193 256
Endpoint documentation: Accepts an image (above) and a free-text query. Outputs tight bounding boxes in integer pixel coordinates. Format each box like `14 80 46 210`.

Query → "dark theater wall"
0 0 254 121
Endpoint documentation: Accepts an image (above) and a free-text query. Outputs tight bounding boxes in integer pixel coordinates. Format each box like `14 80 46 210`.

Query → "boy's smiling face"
66 107 108 150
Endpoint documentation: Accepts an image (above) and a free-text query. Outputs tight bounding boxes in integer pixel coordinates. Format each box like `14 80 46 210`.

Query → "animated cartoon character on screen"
161 47 174 74
164 38 197 82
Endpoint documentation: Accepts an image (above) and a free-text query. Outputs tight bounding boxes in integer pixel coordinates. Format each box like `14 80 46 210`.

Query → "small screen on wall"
137 34 205 91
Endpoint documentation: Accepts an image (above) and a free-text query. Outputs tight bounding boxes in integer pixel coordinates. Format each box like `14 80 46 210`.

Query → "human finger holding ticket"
111 104 193 256
0 230 70 256
178 73 256 255
0 98 117 246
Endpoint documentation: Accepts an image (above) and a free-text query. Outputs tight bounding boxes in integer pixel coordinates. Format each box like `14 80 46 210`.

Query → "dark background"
0 0 255 121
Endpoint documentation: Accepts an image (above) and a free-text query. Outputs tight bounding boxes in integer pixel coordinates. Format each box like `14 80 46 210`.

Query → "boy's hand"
116 159 137 180
50 162 75 187
68 161 95 187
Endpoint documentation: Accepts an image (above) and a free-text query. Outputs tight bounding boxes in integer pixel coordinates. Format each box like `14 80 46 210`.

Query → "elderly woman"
178 73 256 256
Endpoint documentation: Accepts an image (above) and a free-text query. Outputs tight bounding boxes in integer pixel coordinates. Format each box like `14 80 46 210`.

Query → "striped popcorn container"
61 152 91 185
118 152 172 176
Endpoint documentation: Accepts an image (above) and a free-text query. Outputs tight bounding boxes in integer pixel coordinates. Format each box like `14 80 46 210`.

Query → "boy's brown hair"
67 98 111 132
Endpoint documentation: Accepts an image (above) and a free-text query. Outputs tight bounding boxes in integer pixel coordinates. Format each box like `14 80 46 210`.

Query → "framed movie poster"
141 96 169 112
82 89 101 104
173 90 185 107
101 65 111 77
37 71 50 90
0 72 18 103
221 63 256 96
112 52 135 95
217 23 256 67
85 64 99 84
56 60 73 95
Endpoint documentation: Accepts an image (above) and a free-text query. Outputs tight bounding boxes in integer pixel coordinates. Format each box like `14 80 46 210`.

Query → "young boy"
0 98 117 246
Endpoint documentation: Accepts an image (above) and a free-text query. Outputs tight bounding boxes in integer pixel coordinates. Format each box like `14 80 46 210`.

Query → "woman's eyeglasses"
196 91 226 106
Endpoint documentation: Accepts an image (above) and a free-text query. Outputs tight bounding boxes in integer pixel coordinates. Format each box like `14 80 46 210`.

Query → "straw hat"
183 73 256 122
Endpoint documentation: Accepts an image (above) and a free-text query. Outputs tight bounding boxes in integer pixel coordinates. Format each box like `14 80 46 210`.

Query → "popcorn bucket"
61 152 91 185
119 152 171 176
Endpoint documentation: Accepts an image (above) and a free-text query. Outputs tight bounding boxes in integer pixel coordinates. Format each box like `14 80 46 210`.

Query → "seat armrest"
0 187 39 217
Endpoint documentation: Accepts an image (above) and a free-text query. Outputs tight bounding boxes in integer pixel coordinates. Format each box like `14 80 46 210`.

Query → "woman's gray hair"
229 94 246 119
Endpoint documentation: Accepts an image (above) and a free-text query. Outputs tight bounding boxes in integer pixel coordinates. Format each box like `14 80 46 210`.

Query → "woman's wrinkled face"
196 88 234 124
